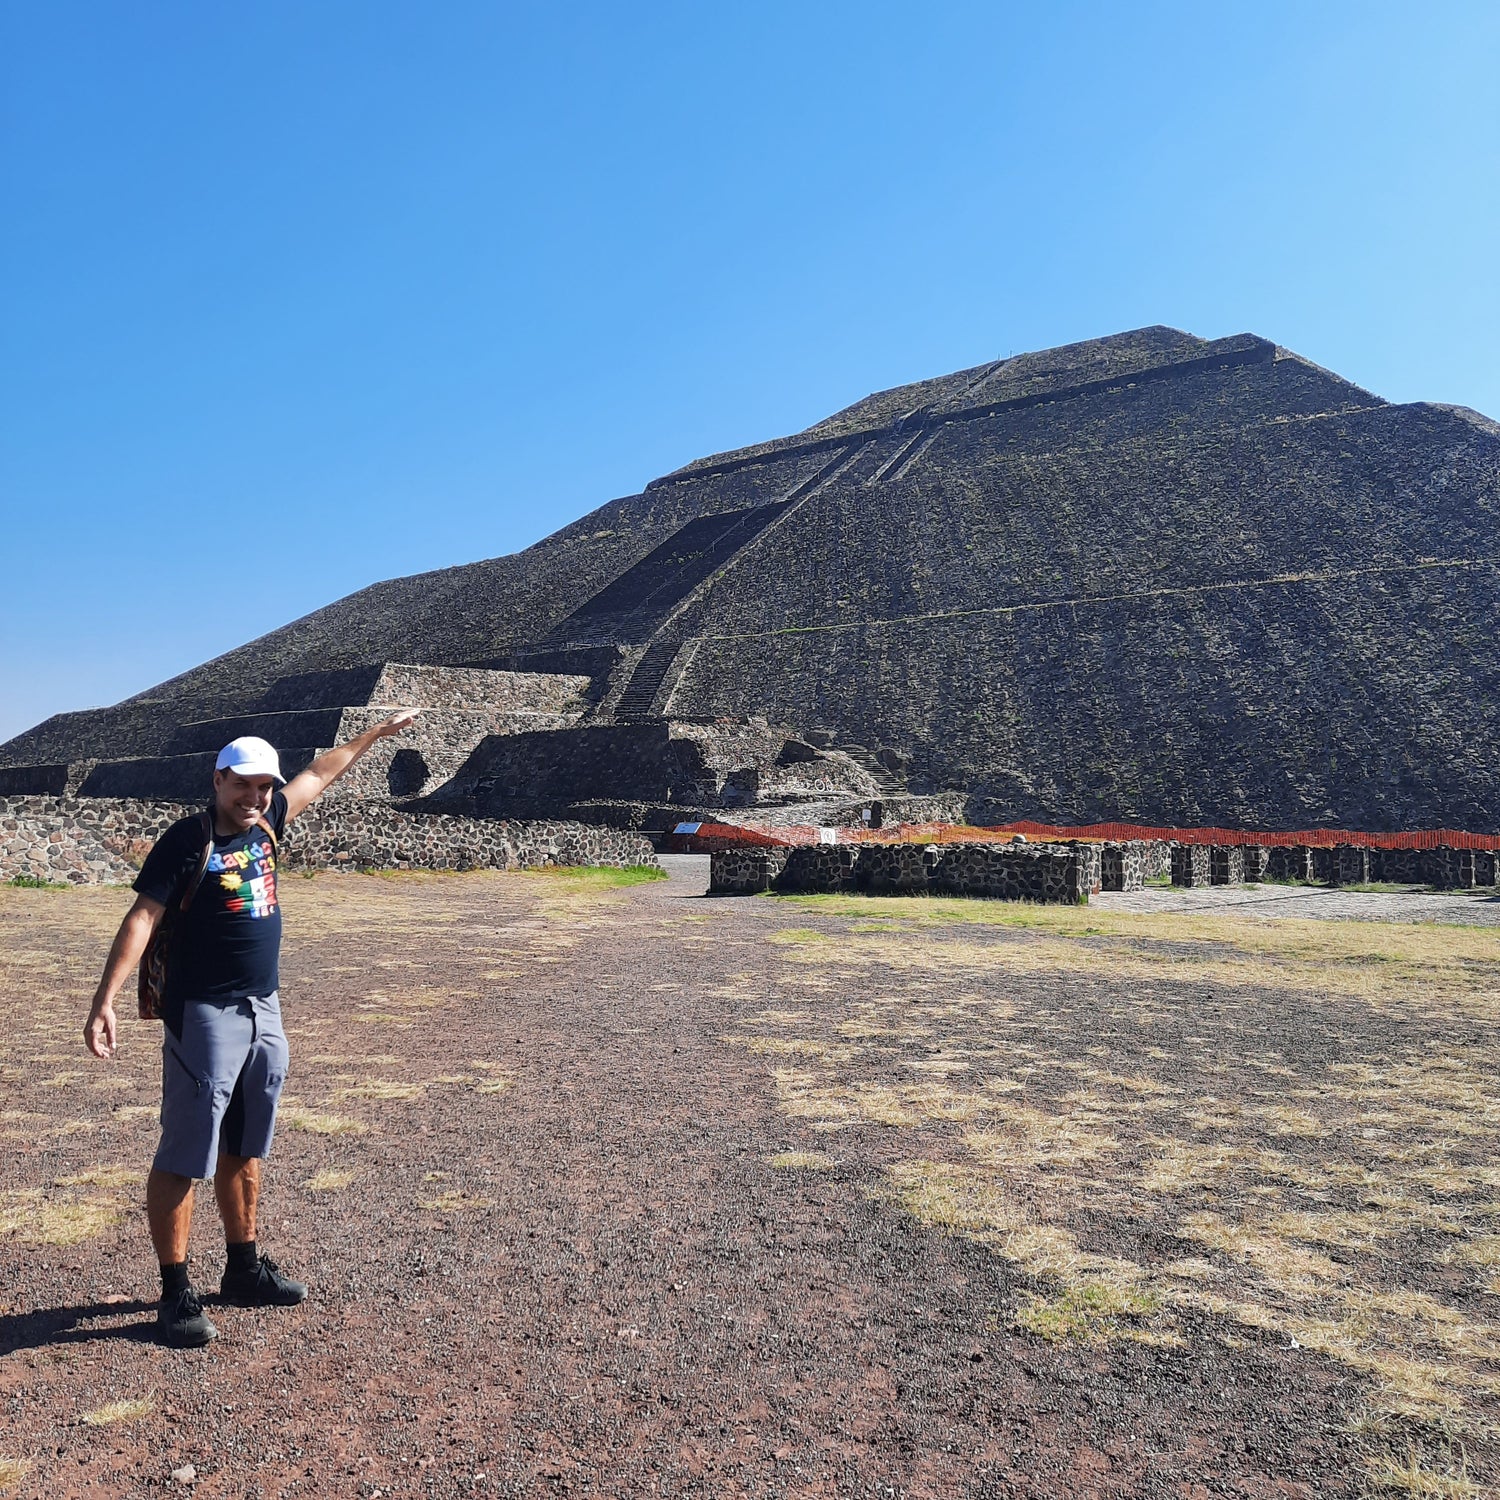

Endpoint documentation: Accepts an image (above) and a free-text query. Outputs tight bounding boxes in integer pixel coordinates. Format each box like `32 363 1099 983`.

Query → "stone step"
74 750 320 802
169 710 347 755
257 662 593 715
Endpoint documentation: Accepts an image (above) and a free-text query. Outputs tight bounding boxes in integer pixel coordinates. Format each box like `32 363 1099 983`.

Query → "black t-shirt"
133 792 290 1029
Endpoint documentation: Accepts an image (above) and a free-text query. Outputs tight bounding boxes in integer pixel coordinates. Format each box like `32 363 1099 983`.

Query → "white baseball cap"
215 736 285 783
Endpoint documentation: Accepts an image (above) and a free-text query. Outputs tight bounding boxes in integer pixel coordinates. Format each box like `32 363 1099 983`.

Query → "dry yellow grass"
279 1103 367 1136
0 1188 125 1246
303 1168 357 1191
732 895 1500 1438
334 1080 425 1102
772 895 1500 1018
418 1190 494 1212
0 1459 31 1495
1362 1445 1483 1497
53 1165 143 1189
82 1395 154 1426
767 1150 836 1170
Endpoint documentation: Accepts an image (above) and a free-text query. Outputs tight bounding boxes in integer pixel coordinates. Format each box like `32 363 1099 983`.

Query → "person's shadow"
0 1298 160 1354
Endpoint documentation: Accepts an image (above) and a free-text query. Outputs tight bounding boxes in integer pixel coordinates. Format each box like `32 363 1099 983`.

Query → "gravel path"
7 859 1489 1497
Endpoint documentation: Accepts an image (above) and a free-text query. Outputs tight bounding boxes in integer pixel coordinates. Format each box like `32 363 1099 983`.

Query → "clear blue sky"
2 2 1497 745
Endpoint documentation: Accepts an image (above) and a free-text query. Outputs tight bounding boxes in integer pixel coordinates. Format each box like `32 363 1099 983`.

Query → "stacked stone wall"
1101 842 1149 892
1425 848 1478 890
777 844 862 894
1210 847 1246 886
1172 845 1211 888
1369 848 1425 883
856 843 934 894
1266 846 1314 882
0 796 656 886
708 848 791 894
711 841 1095 903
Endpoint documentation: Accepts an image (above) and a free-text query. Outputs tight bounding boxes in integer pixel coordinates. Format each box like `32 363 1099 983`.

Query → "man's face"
213 769 276 830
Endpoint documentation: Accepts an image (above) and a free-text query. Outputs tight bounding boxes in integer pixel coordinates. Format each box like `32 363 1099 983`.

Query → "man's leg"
151 1003 249 1347
146 1168 195 1264
216 996 304 1307
213 1152 259 1244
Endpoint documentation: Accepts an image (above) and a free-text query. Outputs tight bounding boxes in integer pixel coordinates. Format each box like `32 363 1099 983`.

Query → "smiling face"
213 768 277 832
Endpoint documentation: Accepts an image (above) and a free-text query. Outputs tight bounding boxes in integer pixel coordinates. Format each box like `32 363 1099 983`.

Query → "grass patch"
418 1190 494 1212
303 1168 357 1191
5 874 67 890
0 1459 31 1495
764 900 1500 1017
335 1080 424 1102
520 864 667 888
280 1103 367 1136
743 901 1500 1432
82 1395 154 1426
766 1150 836 1170
0 1189 125 1245
1014 1282 1163 1342
768 928 832 946
53 1166 144 1189
1363 1446 1482 1496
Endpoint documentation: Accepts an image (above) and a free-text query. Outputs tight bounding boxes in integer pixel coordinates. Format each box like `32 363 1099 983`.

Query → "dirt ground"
2 859 1498 1499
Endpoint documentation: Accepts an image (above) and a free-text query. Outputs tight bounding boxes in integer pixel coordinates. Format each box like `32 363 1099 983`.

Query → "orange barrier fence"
667 818 1500 851
982 821 1500 850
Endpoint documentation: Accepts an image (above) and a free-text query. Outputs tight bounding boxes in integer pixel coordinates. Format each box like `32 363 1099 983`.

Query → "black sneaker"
158 1285 218 1347
219 1253 308 1308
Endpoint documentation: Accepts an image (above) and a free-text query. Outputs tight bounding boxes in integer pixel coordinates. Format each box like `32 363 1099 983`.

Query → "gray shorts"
155 993 289 1179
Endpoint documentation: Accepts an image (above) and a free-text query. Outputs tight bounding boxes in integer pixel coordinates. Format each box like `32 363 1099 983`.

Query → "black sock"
226 1239 258 1274
160 1261 189 1297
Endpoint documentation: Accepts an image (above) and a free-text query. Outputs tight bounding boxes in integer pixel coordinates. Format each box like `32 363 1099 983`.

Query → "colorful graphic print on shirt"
210 836 278 917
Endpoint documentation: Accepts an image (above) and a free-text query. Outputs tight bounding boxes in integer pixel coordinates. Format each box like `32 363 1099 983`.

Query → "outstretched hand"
374 709 420 738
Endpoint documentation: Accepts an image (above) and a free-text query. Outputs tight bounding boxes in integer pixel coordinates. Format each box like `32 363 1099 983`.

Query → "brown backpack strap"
254 813 278 849
179 810 216 912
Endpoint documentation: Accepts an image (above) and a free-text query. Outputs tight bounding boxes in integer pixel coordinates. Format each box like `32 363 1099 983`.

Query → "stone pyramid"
5 326 1498 831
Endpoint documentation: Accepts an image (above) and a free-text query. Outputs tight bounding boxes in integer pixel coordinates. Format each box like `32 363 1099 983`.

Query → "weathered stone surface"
0 795 657 886
1210 846 1246 886
1425 847 1478 890
1369 847 1426 883
710 840 1098 903
777 844 862 895
1101 842 1149 892
1240 846 1270 882
709 848 791 895
1171 845 1211 888
5 328 1498 834
1266 846 1316 882
1332 846 1372 886
857 842 934 894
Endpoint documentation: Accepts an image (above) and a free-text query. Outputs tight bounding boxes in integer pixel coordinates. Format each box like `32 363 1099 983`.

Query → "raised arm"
281 711 418 823
83 894 166 1059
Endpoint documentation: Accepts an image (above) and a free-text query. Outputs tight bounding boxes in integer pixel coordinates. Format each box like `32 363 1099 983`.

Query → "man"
83 713 414 1346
